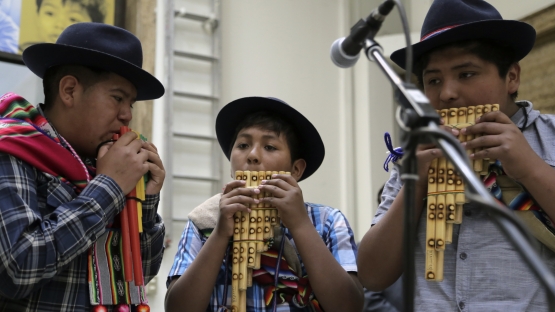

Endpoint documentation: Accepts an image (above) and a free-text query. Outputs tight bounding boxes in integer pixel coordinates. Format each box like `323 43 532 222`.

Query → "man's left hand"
258 174 309 231
142 141 165 194
461 110 540 182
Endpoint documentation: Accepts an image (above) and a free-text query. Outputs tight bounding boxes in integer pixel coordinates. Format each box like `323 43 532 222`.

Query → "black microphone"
330 0 395 68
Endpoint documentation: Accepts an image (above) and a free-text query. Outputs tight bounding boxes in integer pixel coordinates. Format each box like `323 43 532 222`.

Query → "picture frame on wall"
0 0 125 64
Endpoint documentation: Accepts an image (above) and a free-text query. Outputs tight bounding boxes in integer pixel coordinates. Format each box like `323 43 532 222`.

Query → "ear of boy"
291 158 307 181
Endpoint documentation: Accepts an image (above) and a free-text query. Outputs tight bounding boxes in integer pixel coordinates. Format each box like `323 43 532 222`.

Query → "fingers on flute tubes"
258 180 292 199
223 180 246 194
220 200 251 212
226 184 260 196
473 105 484 171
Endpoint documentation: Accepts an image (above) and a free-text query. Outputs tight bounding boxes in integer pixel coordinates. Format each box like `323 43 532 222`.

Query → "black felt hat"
216 97 325 181
23 22 164 101
390 0 536 70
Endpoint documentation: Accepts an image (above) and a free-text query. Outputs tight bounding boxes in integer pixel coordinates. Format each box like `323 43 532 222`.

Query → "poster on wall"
0 0 123 64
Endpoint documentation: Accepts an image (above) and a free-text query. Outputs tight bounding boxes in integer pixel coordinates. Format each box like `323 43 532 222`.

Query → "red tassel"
116 304 131 312
92 305 108 312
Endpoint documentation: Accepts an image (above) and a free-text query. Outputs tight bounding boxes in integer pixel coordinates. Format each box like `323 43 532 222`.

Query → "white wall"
220 0 357 226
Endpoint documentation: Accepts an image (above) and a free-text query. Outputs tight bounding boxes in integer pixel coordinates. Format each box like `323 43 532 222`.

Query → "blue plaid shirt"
0 153 165 311
168 201 358 312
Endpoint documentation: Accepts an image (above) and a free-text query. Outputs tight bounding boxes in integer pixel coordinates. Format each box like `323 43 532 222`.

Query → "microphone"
330 0 395 68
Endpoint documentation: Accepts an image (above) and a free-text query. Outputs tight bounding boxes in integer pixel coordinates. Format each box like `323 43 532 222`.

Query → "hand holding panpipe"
425 104 499 281
112 126 147 286
231 170 289 312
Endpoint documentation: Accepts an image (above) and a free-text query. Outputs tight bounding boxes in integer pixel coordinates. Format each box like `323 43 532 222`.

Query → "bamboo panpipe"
112 128 147 285
231 170 289 312
425 104 499 281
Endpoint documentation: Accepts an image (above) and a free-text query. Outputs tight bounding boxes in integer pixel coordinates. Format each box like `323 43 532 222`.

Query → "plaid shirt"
0 153 165 311
168 201 358 312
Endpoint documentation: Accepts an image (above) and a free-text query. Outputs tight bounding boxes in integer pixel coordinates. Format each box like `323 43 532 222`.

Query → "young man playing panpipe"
358 0 555 310
165 97 363 312
0 23 166 311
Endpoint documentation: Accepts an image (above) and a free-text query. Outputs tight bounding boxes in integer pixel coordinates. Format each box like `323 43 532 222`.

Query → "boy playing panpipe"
0 23 166 310
166 97 363 311
358 0 555 310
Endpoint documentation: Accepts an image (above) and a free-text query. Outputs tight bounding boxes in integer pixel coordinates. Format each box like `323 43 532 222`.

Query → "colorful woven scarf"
0 92 89 191
252 249 322 311
483 160 555 234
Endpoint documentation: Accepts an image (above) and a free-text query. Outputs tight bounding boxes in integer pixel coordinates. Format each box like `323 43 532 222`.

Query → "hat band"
421 25 461 42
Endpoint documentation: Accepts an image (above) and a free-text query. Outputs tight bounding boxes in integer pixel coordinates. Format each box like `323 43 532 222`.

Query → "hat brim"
23 43 164 101
215 97 325 182
391 20 536 70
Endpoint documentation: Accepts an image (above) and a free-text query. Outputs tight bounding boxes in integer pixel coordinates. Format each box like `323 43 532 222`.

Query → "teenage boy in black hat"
0 23 165 310
358 0 555 310
165 97 363 312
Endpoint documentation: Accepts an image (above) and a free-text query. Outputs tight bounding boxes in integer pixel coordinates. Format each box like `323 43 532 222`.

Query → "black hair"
228 111 302 163
42 65 111 109
414 39 519 101
36 0 106 23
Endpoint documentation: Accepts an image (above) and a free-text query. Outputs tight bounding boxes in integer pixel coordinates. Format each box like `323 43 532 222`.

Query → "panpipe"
113 126 147 286
93 126 149 312
425 104 499 281
231 170 289 312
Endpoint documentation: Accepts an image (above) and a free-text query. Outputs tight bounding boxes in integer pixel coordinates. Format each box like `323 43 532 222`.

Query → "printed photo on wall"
19 0 117 52
0 0 122 63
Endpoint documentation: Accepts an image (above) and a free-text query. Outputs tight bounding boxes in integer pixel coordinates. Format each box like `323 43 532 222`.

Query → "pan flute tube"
435 157 447 250
231 243 240 311
247 174 258 270
426 159 438 280
263 171 272 249
445 109 457 224
454 107 467 224
231 171 243 312
270 171 279 226
239 171 251 291
473 105 484 172
255 172 265 269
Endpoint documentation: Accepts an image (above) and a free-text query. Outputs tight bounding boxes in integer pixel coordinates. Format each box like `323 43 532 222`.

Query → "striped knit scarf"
0 92 89 191
484 160 555 234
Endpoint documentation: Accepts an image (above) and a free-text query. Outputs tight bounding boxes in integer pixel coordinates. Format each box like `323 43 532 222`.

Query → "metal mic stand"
363 38 555 312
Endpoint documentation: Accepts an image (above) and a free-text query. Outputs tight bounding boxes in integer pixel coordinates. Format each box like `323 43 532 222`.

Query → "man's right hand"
415 124 461 187
96 131 149 195
215 180 258 238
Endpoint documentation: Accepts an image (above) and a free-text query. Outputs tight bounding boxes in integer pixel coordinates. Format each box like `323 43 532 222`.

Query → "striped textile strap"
88 230 147 306
484 160 555 234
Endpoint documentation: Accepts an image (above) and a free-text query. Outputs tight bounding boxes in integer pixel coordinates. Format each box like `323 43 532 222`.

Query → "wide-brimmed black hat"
23 22 164 101
216 97 325 181
390 0 536 70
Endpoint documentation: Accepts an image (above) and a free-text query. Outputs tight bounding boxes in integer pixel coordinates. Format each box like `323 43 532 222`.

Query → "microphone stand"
363 38 555 312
